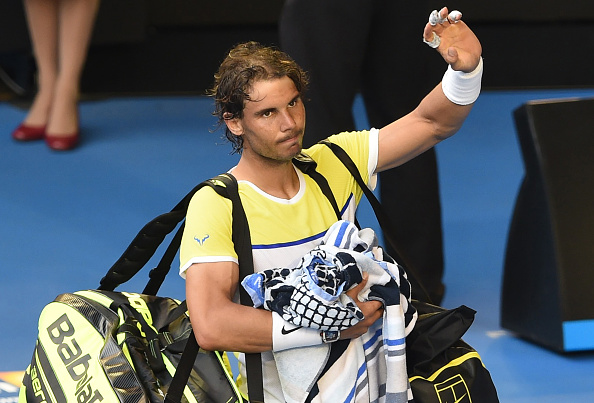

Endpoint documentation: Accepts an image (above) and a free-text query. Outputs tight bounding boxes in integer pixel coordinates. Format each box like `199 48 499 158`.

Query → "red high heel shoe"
45 131 80 151
11 123 46 141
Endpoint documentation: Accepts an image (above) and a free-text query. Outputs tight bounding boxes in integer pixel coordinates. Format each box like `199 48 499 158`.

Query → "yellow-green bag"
19 290 241 403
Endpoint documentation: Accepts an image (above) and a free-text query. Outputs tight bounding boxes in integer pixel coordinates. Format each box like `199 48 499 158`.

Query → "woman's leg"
46 0 100 136
21 0 59 128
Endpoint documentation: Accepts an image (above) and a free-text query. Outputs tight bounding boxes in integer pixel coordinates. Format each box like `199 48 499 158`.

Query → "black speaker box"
501 97 594 352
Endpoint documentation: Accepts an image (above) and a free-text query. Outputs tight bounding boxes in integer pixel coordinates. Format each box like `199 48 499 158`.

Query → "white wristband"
441 57 483 105
272 312 321 352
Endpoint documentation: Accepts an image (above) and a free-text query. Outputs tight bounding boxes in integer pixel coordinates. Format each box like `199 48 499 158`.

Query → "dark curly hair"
208 41 309 154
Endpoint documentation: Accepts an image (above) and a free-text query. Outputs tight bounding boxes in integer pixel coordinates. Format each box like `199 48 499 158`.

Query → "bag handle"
98 179 208 292
98 174 257 298
319 140 432 302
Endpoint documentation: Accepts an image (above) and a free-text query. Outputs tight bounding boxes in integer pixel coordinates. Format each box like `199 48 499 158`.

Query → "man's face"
227 76 306 163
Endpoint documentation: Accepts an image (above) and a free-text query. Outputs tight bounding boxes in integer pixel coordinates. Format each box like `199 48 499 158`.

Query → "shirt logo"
194 234 210 245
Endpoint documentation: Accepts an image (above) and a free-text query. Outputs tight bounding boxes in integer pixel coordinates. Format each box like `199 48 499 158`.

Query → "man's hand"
339 273 384 340
423 6 482 73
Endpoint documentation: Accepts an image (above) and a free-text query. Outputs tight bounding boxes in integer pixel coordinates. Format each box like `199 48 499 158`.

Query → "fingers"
364 301 384 322
428 8 445 26
357 299 383 332
339 299 383 340
341 273 386 340
345 271 368 300
448 10 462 23
429 7 462 26
423 28 441 49
344 272 383 320
423 7 463 50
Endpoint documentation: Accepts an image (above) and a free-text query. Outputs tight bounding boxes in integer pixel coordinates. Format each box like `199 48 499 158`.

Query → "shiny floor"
2 89 594 402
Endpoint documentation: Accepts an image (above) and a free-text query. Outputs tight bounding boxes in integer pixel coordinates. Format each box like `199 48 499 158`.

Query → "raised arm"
376 6 482 172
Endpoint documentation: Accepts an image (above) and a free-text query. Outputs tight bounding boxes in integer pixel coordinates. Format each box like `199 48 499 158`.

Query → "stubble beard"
242 126 305 166
268 128 305 162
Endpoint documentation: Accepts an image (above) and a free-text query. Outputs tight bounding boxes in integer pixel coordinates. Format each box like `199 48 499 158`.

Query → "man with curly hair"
181 7 482 402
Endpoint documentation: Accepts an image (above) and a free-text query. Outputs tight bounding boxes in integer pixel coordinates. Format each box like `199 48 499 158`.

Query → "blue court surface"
2 89 594 402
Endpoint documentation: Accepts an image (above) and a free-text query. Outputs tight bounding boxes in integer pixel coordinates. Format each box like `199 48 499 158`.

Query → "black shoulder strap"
164 173 264 403
98 173 263 402
316 140 431 302
293 153 342 219
213 175 264 403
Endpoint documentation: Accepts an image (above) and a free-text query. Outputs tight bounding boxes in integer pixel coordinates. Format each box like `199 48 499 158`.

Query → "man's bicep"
186 261 239 300
186 261 239 318
185 261 274 352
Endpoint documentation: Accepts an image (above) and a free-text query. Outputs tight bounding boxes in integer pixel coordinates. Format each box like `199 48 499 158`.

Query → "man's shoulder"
304 131 371 170
304 130 370 155
188 179 233 211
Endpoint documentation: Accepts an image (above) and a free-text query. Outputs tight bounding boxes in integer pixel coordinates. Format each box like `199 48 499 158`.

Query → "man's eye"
288 99 297 107
262 111 273 117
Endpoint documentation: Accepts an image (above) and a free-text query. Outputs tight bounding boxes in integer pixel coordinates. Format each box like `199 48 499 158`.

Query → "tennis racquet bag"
19 290 241 403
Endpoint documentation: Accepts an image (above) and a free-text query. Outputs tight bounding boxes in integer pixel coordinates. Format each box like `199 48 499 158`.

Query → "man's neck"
232 157 300 200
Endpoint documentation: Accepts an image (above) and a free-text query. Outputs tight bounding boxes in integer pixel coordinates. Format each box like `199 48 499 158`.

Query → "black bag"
19 174 257 403
407 301 499 403
320 141 499 403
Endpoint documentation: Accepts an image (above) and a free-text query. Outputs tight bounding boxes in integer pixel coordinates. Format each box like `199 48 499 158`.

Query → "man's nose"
280 109 297 131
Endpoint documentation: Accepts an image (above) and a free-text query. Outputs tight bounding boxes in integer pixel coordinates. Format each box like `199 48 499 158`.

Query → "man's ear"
224 115 243 136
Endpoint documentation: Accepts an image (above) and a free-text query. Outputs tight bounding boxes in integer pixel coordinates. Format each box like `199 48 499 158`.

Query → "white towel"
242 220 417 402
